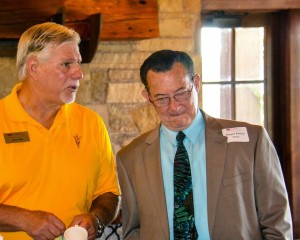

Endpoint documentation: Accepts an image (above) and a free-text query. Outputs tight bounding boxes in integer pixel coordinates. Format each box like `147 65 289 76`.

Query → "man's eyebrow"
152 93 169 98
152 87 187 98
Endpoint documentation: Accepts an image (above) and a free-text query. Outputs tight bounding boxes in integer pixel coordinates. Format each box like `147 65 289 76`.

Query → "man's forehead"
47 44 81 60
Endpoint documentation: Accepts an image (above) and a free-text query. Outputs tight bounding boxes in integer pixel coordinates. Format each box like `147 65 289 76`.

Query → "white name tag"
222 127 249 143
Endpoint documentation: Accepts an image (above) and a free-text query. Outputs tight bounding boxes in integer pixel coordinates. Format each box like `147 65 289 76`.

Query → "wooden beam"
101 15 159 40
0 0 159 40
66 14 101 63
202 0 300 12
63 0 159 40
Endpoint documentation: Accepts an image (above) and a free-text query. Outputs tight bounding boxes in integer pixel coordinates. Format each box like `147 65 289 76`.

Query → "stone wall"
0 0 201 154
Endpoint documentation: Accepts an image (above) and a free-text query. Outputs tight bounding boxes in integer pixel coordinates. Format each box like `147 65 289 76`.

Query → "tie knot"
176 131 186 143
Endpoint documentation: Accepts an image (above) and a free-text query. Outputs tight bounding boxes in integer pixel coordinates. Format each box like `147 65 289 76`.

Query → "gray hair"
16 22 81 80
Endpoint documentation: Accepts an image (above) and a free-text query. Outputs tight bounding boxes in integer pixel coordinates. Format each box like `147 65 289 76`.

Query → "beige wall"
0 0 201 154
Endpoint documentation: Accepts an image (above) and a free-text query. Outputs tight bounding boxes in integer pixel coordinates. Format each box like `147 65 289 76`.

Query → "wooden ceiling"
0 0 159 62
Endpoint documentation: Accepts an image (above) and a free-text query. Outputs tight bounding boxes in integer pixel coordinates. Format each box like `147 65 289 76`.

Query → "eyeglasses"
149 85 194 107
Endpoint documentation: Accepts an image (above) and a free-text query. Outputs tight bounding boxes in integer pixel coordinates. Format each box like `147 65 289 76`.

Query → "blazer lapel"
143 126 169 239
202 111 228 237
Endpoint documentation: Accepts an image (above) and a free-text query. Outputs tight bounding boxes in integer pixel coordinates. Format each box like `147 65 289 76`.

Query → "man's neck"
17 84 61 130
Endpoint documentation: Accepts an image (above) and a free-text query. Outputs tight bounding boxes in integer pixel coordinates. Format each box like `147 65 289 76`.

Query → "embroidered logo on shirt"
73 134 81 148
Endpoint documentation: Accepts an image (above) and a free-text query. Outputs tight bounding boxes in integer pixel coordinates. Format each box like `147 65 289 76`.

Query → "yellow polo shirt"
0 83 120 239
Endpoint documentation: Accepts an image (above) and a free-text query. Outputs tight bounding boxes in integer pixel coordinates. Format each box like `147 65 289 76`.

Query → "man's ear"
26 56 39 78
193 73 201 92
141 89 149 100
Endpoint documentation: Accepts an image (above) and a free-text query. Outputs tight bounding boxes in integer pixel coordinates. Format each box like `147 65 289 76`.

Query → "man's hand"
23 210 66 240
68 192 120 240
68 213 96 240
0 205 65 240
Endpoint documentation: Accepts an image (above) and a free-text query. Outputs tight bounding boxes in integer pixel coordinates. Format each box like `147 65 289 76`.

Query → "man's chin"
62 93 77 104
165 119 190 131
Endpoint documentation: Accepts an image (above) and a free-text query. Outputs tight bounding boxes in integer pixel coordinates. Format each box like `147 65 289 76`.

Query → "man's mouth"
68 85 79 92
169 111 184 117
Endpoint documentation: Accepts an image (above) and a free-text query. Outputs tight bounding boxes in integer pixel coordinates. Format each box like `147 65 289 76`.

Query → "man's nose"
73 63 83 80
168 97 181 110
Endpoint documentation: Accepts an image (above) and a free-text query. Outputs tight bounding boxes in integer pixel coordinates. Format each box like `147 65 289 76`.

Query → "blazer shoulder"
117 127 159 158
207 116 270 147
205 113 263 132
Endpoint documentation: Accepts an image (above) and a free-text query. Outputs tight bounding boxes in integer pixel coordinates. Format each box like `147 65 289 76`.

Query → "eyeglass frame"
148 84 194 108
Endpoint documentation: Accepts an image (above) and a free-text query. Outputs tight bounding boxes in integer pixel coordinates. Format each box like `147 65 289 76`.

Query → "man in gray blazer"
116 50 293 239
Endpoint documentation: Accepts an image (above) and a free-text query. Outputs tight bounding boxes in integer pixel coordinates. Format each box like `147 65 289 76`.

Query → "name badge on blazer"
4 131 30 144
222 127 249 143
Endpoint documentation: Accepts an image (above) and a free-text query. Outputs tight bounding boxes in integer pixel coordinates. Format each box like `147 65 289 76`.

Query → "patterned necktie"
173 131 198 240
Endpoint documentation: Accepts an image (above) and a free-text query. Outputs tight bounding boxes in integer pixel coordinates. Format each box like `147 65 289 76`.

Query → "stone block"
91 52 146 69
158 0 200 14
76 80 92 105
183 0 201 13
131 104 160 134
158 0 183 12
137 39 195 52
80 64 90 81
159 16 198 37
90 70 109 103
110 132 140 150
108 104 139 133
96 41 135 53
0 58 19 98
108 69 140 83
107 83 145 103
85 104 110 130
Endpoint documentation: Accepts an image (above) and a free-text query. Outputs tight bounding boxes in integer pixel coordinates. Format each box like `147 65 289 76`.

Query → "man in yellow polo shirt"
0 22 120 240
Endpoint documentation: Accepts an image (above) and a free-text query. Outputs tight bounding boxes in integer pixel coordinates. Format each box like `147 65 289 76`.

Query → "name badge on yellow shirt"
4 131 30 144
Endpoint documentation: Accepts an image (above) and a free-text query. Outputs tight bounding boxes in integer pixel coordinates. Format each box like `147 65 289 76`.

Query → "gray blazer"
116 110 293 240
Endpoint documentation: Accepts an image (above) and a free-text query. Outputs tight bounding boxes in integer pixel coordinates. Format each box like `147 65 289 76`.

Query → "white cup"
63 225 88 240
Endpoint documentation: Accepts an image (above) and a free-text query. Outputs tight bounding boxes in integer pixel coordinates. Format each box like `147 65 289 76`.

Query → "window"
201 22 266 126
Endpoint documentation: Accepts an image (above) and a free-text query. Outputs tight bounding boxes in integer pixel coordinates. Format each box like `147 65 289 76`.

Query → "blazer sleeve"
254 126 293 239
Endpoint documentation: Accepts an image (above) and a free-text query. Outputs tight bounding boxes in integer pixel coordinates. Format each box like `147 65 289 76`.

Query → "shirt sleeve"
93 116 120 198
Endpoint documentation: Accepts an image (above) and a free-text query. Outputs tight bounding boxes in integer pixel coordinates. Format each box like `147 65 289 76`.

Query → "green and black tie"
173 131 198 240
